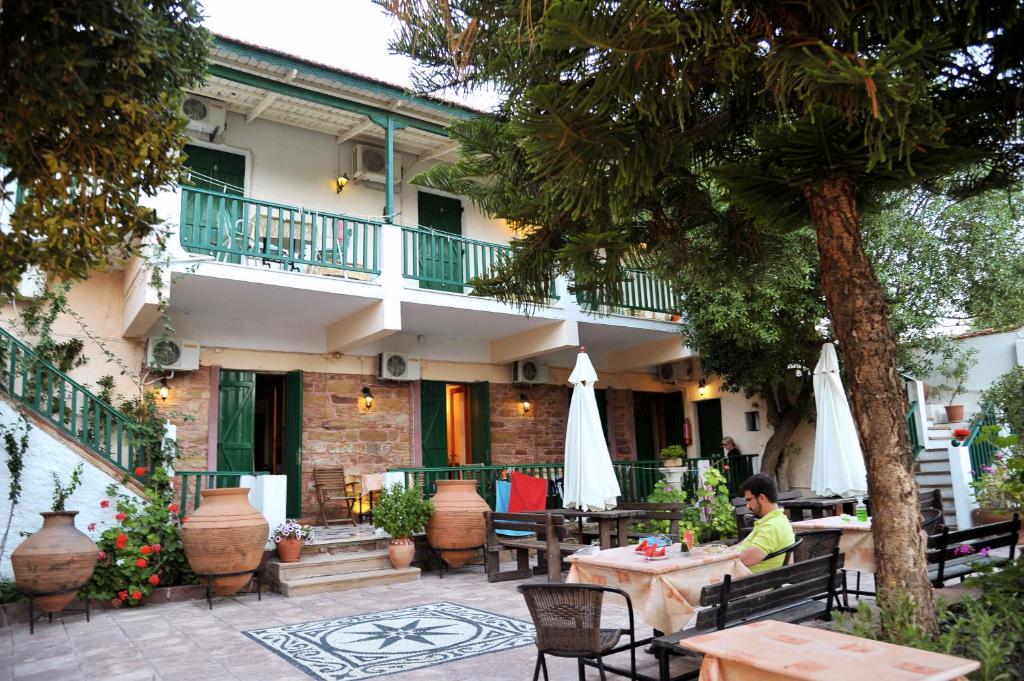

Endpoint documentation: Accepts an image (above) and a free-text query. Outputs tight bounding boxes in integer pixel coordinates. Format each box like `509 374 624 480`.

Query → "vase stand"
430 546 484 579
25 580 92 635
195 568 263 610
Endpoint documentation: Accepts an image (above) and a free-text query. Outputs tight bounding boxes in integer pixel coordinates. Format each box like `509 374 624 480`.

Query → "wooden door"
417 192 463 292
217 370 255 482
421 380 448 468
696 398 724 458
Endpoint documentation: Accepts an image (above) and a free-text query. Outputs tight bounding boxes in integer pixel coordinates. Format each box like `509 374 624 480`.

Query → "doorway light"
520 393 531 413
697 379 708 399
361 386 374 409
336 173 350 194
158 378 169 402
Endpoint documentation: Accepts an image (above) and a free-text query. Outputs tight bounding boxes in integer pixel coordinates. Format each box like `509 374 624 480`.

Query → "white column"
242 474 288 548
377 222 405 292
947 443 977 529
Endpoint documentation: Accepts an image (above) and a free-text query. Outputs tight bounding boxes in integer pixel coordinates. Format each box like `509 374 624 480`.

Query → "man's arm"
739 545 766 567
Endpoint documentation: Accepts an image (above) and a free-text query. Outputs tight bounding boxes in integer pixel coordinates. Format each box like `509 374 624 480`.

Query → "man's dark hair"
741 473 779 503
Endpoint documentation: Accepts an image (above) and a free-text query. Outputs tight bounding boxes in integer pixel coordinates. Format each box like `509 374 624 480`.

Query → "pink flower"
151 544 161 553
110 598 123 608
100 500 110 509
954 544 975 557
97 551 107 560
978 547 991 558
87 522 97 532
115 512 127 522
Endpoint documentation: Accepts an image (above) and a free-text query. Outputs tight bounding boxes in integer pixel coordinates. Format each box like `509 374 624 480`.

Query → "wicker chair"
792 529 842 563
517 583 641 681
921 507 944 536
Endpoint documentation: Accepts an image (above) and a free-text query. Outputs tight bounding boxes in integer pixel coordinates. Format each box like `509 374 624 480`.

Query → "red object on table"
508 472 548 512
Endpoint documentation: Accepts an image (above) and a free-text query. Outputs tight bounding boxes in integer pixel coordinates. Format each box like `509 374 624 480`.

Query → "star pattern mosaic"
243 601 536 679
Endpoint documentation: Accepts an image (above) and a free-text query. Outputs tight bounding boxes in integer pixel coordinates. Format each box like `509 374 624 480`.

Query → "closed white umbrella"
811 343 868 497
563 347 621 511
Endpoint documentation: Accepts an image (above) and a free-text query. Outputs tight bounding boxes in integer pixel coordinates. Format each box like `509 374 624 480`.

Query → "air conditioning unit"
512 359 550 385
353 144 401 185
147 337 201 371
656 361 692 384
379 352 420 381
656 362 677 383
181 95 227 140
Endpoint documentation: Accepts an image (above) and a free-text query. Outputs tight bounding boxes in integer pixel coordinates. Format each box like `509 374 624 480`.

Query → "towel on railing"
494 480 533 536
508 471 548 512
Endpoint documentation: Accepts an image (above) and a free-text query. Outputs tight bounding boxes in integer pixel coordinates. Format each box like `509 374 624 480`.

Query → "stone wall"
607 388 636 460
489 383 569 465
160 366 212 472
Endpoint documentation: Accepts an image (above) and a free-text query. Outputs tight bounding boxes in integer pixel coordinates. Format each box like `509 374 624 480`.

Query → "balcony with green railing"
179 185 382 276
400 226 514 294
576 269 681 316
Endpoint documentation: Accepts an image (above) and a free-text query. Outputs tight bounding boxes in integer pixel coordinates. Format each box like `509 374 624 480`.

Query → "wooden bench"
652 549 844 681
926 513 1019 587
484 511 580 583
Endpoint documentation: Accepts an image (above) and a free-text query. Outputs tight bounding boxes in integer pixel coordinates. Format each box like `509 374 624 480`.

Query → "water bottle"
855 496 868 522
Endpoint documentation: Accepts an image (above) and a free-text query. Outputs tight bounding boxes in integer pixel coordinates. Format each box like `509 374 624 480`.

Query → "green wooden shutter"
217 370 255 484
470 381 491 466
421 380 448 468
182 145 246 262
696 398 724 458
417 192 463 292
663 392 685 446
284 370 303 518
595 388 609 443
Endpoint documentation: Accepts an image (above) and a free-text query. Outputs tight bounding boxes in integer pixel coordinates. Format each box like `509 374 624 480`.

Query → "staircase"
265 527 420 596
915 424 960 528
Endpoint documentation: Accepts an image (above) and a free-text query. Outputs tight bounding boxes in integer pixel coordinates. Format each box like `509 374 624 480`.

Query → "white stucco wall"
0 398 141 579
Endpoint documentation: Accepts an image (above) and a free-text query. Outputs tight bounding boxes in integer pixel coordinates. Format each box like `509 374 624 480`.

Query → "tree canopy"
0 0 209 298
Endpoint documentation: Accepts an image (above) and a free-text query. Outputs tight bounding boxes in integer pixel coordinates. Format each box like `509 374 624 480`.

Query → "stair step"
267 550 392 580
915 471 953 486
916 449 952 463
302 534 390 556
279 567 420 597
917 460 952 474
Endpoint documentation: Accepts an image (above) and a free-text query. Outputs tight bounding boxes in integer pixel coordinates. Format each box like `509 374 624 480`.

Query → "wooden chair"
313 467 359 526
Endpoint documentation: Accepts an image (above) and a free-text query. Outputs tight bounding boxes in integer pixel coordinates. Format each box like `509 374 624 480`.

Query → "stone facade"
607 388 636 460
159 366 212 472
489 383 569 465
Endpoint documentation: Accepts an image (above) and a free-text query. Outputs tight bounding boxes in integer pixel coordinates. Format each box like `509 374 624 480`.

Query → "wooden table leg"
615 516 630 548
599 520 613 550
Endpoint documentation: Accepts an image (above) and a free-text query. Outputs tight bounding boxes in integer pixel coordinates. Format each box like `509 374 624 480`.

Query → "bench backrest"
695 549 843 631
618 501 690 536
926 514 1019 580
314 467 350 494
484 511 568 543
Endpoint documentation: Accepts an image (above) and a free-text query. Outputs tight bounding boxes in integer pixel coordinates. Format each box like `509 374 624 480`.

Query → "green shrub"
0 579 24 604
372 484 434 539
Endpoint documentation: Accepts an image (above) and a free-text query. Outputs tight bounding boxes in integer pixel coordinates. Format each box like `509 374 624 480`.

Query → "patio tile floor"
2 568 878 680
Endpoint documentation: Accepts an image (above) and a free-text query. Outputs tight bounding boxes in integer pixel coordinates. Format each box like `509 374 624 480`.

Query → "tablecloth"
791 515 875 573
567 544 751 633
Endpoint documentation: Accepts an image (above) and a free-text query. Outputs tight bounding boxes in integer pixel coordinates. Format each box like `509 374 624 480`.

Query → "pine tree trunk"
805 176 937 633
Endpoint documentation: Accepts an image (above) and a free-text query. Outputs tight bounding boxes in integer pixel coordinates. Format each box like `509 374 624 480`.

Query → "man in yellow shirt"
737 474 795 573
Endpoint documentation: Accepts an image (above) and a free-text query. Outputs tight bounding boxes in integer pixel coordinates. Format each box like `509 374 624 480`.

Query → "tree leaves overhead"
0 0 209 297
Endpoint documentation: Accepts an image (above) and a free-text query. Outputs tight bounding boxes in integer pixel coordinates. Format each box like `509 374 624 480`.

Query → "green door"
284 370 303 518
470 382 492 466
421 380 448 469
633 392 655 459
417 192 463 292
181 145 246 261
696 398 724 459
218 370 255 482
664 392 685 447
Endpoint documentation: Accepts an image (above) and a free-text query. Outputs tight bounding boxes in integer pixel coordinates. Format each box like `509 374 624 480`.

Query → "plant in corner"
272 520 316 563
372 483 434 569
659 444 686 468
931 348 978 423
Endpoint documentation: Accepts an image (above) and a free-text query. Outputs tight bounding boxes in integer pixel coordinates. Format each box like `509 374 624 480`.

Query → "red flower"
131 591 142 600
118 590 128 600
140 545 152 555
136 558 148 568
148 574 160 586
722 465 730 471
134 466 146 476
182 516 189 523
953 428 971 440
116 533 127 546
151 544 162 553
100 500 110 509
115 512 127 522
97 551 107 560
167 503 179 513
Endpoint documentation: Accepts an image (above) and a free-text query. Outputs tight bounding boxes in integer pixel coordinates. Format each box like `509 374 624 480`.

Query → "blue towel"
495 480 532 536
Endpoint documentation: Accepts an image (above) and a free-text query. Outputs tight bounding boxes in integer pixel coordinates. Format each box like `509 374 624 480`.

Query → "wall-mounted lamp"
336 173 350 194
696 379 708 399
361 386 374 409
520 393 531 413
158 378 170 402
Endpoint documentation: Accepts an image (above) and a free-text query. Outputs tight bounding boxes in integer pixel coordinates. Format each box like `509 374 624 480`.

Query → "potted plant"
659 444 686 468
372 483 434 569
272 520 316 563
932 348 978 423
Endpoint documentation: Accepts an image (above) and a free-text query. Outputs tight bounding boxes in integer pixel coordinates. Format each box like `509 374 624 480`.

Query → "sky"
198 0 499 110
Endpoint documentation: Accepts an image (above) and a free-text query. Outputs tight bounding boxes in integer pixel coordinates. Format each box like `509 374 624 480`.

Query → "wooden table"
567 544 750 634
547 508 646 549
781 496 861 520
792 515 875 573
677 619 978 681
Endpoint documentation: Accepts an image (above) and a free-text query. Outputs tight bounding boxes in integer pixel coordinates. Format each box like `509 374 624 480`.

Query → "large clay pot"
387 538 415 569
275 538 302 563
972 507 1024 546
11 511 98 612
181 488 269 595
426 479 488 568
945 405 965 422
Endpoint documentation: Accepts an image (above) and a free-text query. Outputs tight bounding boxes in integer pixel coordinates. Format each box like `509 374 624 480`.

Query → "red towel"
508 472 548 512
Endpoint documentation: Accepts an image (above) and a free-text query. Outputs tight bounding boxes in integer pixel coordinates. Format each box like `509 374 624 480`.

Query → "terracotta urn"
275 537 303 563
426 479 488 568
181 488 269 595
11 511 98 612
387 538 415 569
945 405 965 422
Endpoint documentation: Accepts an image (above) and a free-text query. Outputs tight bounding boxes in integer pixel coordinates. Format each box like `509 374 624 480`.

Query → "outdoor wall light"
361 386 374 409
697 379 708 398
158 378 170 402
520 393 531 413
336 173 350 193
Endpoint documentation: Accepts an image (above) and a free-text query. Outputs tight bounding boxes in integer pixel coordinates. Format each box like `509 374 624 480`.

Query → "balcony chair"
313 466 359 526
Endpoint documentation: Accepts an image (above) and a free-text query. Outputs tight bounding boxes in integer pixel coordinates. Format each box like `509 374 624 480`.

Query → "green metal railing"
577 269 680 315
906 400 924 457
389 455 757 509
180 186 381 275
0 326 146 480
175 470 268 514
962 409 999 480
400 226 512 292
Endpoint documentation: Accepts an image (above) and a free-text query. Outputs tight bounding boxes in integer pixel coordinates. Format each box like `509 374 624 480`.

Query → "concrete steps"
916 429 958 528
277 566 421 597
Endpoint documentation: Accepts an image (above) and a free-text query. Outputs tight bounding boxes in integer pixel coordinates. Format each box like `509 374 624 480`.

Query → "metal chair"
921 507 944 536
313 467 359 526
762 536 804 567
792 529 842 563
517 583 643 681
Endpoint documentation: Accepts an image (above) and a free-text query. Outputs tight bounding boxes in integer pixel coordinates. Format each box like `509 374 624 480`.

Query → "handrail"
179 185 382 275
577 269 681 315
175 470 268 514
0 326 146 481
400 225 513 292
906 400 924 457
962 409 999 480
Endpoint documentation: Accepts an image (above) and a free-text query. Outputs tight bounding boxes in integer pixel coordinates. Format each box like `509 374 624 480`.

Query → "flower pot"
426 479 488 568
275 537 303 563
972 508 1024 546
945 405 965 422
387 538 415 569
662 458 683 468
181 488 269 595
11 511 98 612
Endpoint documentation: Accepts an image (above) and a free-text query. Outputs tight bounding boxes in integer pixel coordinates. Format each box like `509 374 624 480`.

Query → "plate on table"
701 543 733 555
642 554 670 561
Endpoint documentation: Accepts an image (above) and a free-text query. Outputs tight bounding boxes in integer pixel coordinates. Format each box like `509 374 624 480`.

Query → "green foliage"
0 579 25 604
932 348 980 406
372 484 434 539
0 0 210 298
640 467 737 542
50 462 84 512
843 557 1024 680
87 467 193 607
659 445 685 462
0 412 30 564
969 446 1023 511
981 366 1024 436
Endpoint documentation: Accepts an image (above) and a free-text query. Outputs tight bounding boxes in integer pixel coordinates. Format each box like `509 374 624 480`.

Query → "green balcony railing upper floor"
178 186 681 315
